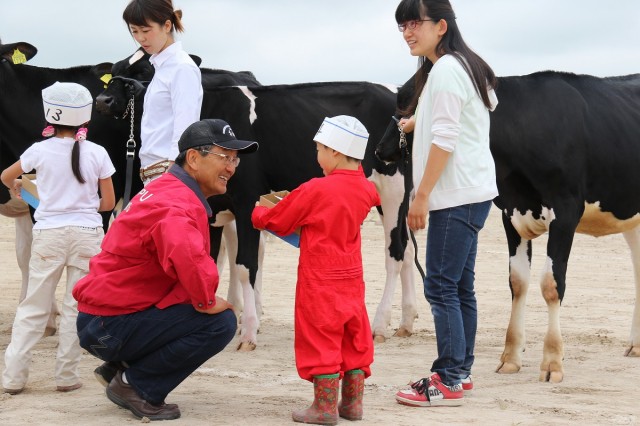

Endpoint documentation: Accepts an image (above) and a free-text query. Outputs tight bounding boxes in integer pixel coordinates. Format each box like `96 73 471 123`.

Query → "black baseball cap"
178 119 259 153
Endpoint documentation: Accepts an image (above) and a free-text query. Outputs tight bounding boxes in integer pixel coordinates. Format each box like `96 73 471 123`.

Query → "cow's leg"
14 213 59 337
372 237 417 342
370 170 418 342
235 232 266 352
497 214 532 375
395 239 418 337
254 231 266 319
538 212 578 383
622 227 640 357
236 268 258 352
372 256 401 343
222 222 243 313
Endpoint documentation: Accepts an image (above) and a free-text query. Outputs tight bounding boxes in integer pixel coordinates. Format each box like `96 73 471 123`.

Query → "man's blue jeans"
77 304 236 404
424 201 492 385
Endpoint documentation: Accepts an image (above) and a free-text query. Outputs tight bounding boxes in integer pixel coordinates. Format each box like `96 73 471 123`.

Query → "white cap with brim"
313 115 369 160
42 82 92 126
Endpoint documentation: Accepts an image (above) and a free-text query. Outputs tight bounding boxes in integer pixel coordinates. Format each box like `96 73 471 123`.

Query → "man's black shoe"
106 371 181 420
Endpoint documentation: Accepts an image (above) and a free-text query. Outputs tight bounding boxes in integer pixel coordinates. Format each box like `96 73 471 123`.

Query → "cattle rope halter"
120 96 137 210
396 119 426 282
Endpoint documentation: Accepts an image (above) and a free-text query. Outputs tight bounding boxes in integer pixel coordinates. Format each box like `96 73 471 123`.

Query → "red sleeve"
251 186 312 236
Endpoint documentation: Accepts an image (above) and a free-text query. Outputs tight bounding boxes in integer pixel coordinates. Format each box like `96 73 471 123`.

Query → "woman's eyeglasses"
200 150 241 167
398 19 433 32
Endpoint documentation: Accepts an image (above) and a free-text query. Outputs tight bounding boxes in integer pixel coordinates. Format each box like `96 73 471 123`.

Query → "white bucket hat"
42 82 92 126
313 115 369 160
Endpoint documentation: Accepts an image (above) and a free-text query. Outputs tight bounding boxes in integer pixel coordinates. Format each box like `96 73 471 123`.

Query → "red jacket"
73 167 219 316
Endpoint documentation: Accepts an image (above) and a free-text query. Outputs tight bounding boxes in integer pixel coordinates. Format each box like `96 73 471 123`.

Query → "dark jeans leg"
77 305 236 404
424 201 491 385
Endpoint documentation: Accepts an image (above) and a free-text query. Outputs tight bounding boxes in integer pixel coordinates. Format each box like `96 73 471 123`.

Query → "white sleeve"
431 91 463 153
170 65 203 147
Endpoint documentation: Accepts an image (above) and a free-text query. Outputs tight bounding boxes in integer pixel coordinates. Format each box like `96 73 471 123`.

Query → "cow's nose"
95 95 114 115
96 94 113 107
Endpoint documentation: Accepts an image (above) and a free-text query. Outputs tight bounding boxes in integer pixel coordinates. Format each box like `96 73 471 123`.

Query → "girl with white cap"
1 81 116 395
252 115 380 425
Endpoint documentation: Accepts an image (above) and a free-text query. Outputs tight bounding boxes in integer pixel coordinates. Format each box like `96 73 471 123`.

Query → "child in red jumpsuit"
252 115 380 425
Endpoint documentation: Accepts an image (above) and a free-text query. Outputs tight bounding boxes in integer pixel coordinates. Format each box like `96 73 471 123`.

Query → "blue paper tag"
267 230 300 248
21 188 39 208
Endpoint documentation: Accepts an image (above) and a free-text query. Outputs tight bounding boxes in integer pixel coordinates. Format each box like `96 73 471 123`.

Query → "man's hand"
196 296 235 315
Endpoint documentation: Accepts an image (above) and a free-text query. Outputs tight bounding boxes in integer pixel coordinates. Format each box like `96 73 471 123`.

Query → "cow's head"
0 39 37 65
375 73 416 163
95 48 153 117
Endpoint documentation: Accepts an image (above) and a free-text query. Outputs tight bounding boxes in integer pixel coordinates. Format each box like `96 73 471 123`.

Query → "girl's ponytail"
71 127 87 184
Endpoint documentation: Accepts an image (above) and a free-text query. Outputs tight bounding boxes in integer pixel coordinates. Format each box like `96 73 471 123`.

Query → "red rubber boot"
292 374 339 425
338 369 365 420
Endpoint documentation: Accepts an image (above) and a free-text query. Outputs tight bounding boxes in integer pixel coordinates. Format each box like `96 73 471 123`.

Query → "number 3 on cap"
46 108 62 122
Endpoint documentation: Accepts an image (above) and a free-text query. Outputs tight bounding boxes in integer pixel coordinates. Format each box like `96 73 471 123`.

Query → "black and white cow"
375 71 640 382
0 41 264 331
199 83 415 350
97 65 420 350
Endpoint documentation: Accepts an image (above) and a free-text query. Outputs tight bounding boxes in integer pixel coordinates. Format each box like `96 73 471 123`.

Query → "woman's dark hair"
123 0 185 33
395 0 497 116
48 124 86 184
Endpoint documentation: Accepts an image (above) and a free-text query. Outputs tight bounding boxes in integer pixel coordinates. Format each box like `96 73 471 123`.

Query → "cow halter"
394 116 426 282
120 96 137 209
397 123 410 167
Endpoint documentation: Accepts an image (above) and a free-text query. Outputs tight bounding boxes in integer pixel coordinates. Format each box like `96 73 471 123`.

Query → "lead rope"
399 125 426 282
121 96 136 211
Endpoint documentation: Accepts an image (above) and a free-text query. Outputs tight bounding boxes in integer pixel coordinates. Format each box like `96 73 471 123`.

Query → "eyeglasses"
398 19 433 32
200 150 240 167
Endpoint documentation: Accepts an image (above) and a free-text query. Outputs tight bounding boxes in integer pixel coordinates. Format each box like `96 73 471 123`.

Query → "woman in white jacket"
393 0 499 408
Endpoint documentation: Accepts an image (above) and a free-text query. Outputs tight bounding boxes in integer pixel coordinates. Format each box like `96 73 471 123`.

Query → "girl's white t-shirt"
20 137 116 229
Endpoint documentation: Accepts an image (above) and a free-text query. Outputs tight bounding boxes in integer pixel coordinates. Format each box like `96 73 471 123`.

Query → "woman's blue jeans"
77 304 236 404
424 201 492 385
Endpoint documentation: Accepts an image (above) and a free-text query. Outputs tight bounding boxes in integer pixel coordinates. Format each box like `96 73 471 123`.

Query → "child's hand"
11 179 23 199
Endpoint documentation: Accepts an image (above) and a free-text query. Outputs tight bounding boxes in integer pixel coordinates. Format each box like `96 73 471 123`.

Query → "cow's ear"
189 54 202 67
91 62 114 88
0 42 37 64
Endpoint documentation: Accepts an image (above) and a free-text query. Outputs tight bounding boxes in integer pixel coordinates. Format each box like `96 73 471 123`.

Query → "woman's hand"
407 193 429 231
399 115 416 133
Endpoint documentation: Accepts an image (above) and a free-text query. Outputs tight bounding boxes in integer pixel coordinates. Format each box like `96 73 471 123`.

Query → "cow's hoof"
539 370 563 383
495 361 520 374
624 345 640 357
393 327 412 338
373 334 386 343
237 341 257 352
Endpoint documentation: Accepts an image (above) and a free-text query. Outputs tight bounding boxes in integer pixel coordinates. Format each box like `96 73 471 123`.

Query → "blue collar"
168 164 213 217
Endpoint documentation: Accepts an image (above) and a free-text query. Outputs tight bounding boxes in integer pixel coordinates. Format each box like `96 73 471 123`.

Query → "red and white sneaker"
395 373 464 407
461 375 473 395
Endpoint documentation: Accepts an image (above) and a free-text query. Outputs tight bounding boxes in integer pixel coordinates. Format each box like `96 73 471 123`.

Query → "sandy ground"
0 207 638 426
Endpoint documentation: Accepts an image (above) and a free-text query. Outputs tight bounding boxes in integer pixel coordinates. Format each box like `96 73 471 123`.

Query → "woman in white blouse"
123 0 203 185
